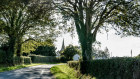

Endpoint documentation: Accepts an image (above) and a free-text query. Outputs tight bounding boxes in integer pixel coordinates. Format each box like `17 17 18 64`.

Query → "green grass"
0 63 48 72
50 65 78 79
50 64 97 79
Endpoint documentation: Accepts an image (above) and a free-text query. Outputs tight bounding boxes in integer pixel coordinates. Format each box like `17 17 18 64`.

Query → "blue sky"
55 29 140 57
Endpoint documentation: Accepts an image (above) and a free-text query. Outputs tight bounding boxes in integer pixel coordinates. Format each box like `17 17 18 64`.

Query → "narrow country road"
0 64 58 79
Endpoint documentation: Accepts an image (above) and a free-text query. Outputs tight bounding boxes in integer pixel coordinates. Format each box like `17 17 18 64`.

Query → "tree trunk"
80 33 95 61
81 41 94 61
16 37 22 57
6 36 16 66
16 43 22 57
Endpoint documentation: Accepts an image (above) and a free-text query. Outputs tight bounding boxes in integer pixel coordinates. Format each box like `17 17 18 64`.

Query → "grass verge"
50 64 78 79
0 63 48 72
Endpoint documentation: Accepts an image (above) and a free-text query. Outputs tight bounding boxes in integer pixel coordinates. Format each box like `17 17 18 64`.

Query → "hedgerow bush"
30 54 59 63
0 44 8 64
23 56 32 64
80 57 140 79
67 61 80 70
60 56 68 63
14 56 32 65
14 56 24 65
67 61 96 79
0 49 6 63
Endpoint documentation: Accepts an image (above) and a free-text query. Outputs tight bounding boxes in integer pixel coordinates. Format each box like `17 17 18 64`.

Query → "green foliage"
23 56 32 64
21 40 38 54
80 57 140 79
136 54 140 58
0 44 9 64
32 44 56 56
67 61 80 70
55 0 140 61
22 39 52 54
60 56 68 63
22 52 29 56
51 66 61 73
50 65 78 79
62 45 81 61
30 55 59 63
22 39 56 56
55 61 95 79
14 56 24 65
13 56 32 65
93 47 110 59
0 0 55 65
0 49 6 63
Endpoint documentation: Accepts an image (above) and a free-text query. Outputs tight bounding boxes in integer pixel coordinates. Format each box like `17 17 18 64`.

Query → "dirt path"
0 64 58 79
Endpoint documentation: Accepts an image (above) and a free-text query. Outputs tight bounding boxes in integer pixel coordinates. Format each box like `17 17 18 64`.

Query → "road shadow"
0 65 55 79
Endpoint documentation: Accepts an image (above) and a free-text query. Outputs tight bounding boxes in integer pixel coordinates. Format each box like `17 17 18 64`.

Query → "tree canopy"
62 45 81 60
0 0 55 65
54 0 140 60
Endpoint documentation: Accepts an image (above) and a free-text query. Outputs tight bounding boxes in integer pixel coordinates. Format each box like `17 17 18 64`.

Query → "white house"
73 54 80 61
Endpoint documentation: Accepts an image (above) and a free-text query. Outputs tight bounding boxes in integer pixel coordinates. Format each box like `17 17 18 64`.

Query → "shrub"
31 44 56 56
0 44 9 64
14 56 32 65
0 49 6 63
60 56 68 63
14 56 24 65
62 45 81 61
67 61 80 70
80 57 140 79
30 55 59 63
23 56 32 64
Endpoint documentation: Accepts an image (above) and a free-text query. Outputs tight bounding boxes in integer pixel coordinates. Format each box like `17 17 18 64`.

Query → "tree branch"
22 38 35 44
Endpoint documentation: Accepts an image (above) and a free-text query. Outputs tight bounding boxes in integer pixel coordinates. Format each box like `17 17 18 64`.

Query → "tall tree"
113 1 140 37
0 0 53 65
55 0 140 60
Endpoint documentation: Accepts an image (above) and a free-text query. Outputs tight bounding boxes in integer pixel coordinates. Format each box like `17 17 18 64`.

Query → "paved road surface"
0 64 58 79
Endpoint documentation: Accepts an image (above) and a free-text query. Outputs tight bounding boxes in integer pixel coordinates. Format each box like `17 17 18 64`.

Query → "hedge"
80 57 140 79
67 61 80 70
67 61 94 79
0 49 6 64
23 56 32 64
0 48 31 65
30 55 60 63
14 56 24 65
14 56 32 65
